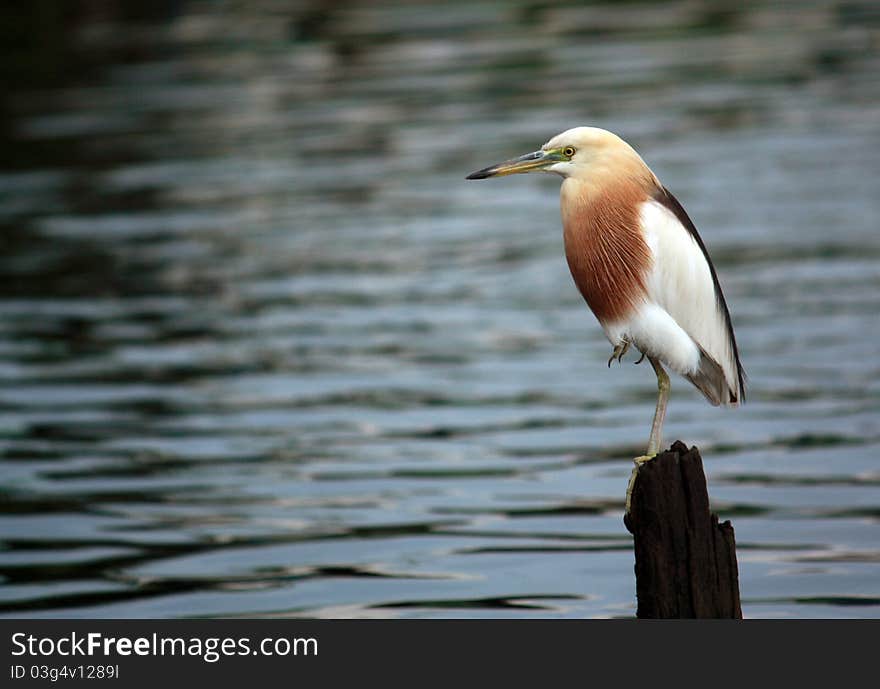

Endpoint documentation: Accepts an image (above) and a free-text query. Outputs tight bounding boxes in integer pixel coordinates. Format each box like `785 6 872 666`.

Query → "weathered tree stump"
623 440 742 619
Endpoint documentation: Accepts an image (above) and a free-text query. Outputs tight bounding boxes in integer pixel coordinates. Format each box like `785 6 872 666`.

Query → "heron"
466 127 745 466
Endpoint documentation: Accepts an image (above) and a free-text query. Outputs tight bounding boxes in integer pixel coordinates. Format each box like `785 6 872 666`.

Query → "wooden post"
623 440 742 619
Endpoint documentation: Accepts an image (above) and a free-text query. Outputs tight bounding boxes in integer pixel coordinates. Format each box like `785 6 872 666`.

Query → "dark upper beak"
466 149 563 180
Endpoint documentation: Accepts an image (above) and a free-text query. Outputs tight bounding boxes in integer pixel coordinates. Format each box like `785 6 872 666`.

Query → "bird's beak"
466 149 565 180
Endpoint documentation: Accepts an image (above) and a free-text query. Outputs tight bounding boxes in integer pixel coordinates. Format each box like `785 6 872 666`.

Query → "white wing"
637 197 744 406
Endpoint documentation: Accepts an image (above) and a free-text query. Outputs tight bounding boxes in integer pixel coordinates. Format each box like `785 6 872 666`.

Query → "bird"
466 127 745 463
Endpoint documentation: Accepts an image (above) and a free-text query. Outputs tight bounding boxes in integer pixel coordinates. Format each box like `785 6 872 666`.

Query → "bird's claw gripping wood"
608 340 630 367
625 453 656 514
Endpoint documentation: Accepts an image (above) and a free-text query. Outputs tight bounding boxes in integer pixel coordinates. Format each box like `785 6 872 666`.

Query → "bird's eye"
563 146 576 157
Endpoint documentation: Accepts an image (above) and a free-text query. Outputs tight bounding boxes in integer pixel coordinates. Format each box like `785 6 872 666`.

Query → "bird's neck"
559 170 656 231
559 174 655 325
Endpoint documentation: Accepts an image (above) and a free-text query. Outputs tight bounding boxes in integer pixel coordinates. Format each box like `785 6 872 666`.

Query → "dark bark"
624 440 742 619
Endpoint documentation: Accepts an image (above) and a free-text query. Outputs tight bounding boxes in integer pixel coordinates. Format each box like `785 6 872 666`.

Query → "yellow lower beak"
466 149 564 179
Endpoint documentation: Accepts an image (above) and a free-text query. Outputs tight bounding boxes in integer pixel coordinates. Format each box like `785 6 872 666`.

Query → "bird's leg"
607 339 630 367
645 356 670 456
625 356 670 514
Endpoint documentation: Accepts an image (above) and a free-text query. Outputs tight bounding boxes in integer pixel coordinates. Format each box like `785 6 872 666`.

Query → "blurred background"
1 0 878 619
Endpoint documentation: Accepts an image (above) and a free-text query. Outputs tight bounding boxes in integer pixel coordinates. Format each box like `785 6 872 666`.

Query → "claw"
634 352 646 365
607 340 630 367
625 453 657 514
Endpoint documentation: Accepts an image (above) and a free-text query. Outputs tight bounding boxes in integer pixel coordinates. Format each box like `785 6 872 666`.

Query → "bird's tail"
686 347 740 407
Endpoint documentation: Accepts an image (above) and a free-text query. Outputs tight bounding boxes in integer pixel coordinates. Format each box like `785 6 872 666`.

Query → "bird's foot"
607 340 630 367
625 453 657 514
634 351 646 365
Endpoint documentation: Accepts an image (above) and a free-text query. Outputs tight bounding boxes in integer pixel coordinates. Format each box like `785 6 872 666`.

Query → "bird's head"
466 126 646 182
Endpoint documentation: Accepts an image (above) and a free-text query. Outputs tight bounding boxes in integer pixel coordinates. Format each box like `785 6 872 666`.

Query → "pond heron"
467 127 745 460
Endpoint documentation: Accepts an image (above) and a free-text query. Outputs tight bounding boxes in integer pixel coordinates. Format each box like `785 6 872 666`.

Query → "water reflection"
1 0 879 619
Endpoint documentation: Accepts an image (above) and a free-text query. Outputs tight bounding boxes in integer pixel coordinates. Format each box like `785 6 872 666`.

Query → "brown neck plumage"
560 167 657 325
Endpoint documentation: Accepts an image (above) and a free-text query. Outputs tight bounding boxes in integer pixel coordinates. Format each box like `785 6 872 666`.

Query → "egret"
467 127 745 461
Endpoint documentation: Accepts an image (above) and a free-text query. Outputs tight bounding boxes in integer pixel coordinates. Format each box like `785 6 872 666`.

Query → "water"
1 0 878 619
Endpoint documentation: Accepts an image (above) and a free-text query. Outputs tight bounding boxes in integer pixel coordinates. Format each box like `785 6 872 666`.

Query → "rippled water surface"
1 0 879 618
